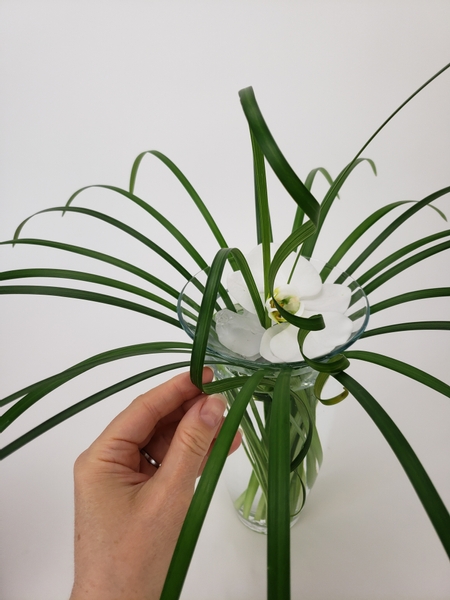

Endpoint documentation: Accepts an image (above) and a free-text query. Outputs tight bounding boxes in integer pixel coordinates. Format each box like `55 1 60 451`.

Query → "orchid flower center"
265 283 302 323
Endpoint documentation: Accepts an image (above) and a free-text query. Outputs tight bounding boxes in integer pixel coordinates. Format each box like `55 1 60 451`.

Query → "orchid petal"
268 323 304 363
260 324 288 363
288 255 322 298
227 269 261 313
302 283 351 313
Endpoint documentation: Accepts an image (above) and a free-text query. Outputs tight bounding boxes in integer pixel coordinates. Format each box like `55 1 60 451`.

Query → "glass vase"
214 362 322 533
177 258 369 534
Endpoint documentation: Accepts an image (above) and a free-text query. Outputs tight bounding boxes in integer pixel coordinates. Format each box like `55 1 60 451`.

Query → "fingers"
94 368 214 449
157 393 228 489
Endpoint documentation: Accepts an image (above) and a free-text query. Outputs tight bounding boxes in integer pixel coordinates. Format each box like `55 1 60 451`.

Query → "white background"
1 1 450 599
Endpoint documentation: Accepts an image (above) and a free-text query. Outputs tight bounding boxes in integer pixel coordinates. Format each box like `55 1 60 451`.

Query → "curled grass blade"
0 361 192 460
334 371 450 557
268 221 325 331
161 369 267 600
268 369 292 600
190 248 266 390
239 87 320 225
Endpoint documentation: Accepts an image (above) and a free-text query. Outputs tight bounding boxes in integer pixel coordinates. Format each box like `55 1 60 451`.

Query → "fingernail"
200 394 227 428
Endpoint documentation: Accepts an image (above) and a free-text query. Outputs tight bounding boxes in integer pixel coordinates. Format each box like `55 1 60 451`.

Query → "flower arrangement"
1 63 449 599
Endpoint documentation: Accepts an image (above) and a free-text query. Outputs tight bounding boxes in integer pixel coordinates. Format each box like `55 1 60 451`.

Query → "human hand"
69 368 240 600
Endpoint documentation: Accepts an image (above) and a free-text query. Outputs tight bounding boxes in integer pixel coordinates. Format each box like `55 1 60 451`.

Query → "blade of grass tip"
294 165 338 237
361 321 450 338
129 150 230 252
305 61 450 259
334 371 450 557
301 158 376 258
268 369 292 600
161 369 267 600
344 350 450 398
0 361 192 459
239 87 321 226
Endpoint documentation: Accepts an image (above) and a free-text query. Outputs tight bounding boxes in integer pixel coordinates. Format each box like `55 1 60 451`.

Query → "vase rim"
177 258 370 371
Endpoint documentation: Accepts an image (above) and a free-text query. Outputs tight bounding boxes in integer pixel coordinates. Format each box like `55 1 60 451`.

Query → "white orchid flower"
215 244 353 362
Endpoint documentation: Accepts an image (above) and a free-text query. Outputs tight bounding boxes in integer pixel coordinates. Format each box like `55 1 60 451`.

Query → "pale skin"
70 367 240 600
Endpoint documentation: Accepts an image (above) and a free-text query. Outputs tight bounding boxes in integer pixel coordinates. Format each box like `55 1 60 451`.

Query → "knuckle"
178 426 209 459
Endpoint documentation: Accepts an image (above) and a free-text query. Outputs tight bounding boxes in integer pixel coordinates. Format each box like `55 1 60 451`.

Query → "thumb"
158 394 227 490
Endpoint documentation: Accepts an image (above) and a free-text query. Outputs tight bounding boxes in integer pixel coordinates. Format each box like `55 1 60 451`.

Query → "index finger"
97 368 214 447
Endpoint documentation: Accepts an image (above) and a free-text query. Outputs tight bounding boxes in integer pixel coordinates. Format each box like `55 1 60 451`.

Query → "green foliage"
1 64 450 600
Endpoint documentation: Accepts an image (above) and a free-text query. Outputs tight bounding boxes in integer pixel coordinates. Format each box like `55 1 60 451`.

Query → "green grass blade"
250 128 272 311
370 288 450 315
0 268 178 313
305 61 450 258
335 187 450 283
348 62 450 166
268 221 325 331
357 230 450 287
362 321 450 338
293 166 338 234
1 238 180 299
344 350 450 398
239 87 320 225
129 150 229 250
161 369 267 600
301 158 376 258
304 167 338 195
190 248 266 389
363 240 450 295
334 371 450 557
320 201 413 279
0 361 192 459
16 205 202 281
0 342 192 409
268 369 292 600
64 185 211 271
0 285 180 328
